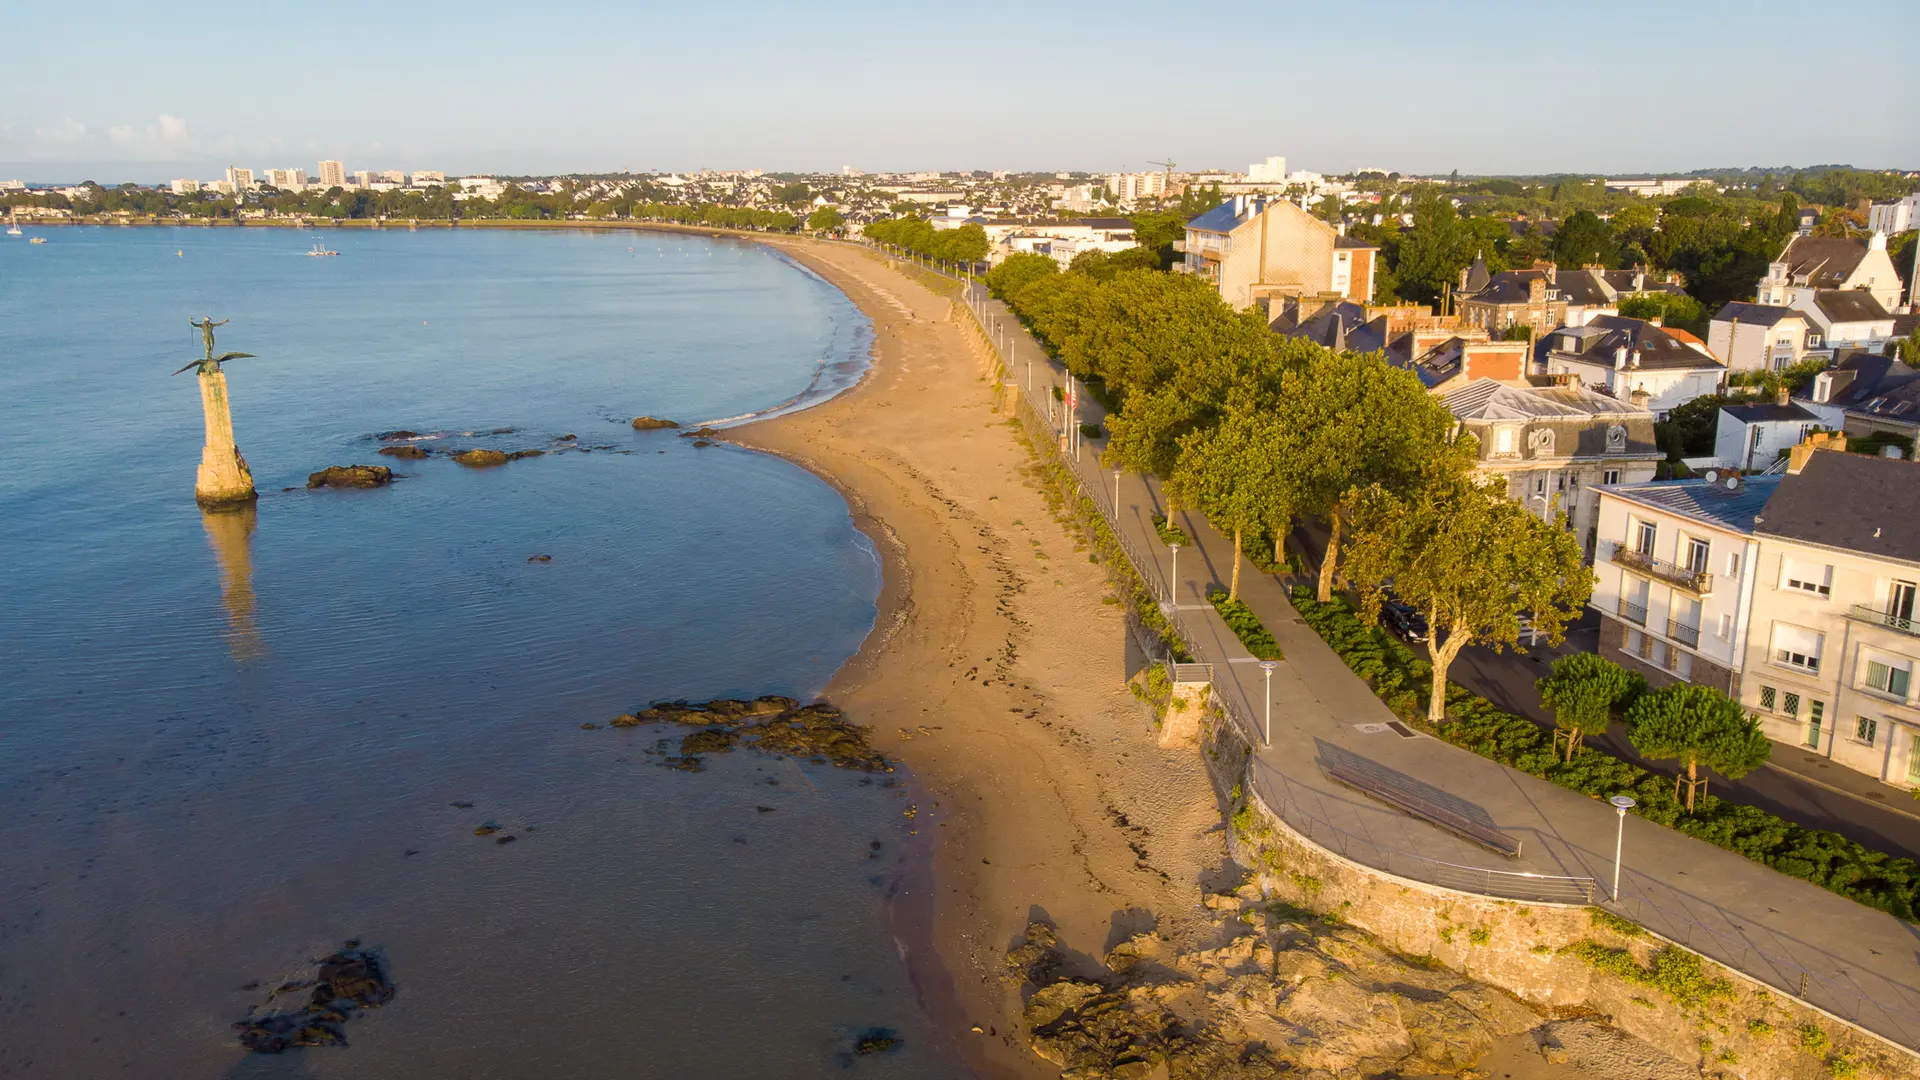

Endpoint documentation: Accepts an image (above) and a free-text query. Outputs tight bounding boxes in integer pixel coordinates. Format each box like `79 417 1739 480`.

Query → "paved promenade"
943 270 1920 1051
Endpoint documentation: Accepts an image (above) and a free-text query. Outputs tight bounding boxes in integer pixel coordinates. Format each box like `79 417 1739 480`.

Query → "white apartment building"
170 178 201 195
1105 172 1166 202
1867 194 1918 237
411 171 446 186
318 160 346 187
1742 444 1920 787
1604 178 1699 197
226 167 255 190
1246 155 1287 183
1591 474 1776 695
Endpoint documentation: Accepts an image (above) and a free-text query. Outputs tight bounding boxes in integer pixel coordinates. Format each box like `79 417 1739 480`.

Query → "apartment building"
1177 194 1376 311
1539 315 1727 417
318 160 346 187
1742 444 1920 787
1591 473 1775 693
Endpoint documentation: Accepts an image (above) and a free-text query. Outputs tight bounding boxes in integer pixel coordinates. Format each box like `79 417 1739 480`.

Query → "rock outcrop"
233 942 394 1053
597 696 889 771
1006 887 1567 1080
631 416 679 431
450 449 510 468
307 465 393 489
378 445 429 459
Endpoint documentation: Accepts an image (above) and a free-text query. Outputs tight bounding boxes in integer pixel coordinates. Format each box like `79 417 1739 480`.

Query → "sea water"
0 226 960 1078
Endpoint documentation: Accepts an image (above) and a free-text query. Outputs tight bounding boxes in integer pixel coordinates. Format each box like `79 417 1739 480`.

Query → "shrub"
1150 513 1189 547
1209 590 1281 660
1079 421 1103 440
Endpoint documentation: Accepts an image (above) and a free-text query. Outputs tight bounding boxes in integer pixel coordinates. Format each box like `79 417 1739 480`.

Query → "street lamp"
1168 542 1182 608
1113 469 1122 515
1609 794 1636 901
1259 660 1277 746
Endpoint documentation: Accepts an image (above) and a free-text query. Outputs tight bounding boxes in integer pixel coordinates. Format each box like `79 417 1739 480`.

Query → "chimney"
1648 316 1664 328
1630 386 1652 409
1529 277 1546 303
1614 345 1629 370
1775 382 1790 407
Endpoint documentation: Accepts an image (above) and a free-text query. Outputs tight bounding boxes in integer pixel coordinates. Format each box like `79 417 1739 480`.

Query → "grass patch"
1150 513 1189 547
1561 940 1732 1007
1209 590 1282 660
1587 907 1645 939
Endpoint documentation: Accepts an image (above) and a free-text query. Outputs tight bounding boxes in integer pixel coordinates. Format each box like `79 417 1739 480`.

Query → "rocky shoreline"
593 696 892 773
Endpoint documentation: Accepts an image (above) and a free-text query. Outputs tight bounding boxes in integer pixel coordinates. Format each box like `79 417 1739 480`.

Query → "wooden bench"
1321 759 1522 858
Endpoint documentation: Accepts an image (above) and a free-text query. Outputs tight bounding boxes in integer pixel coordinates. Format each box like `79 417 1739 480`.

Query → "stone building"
1178 195 1377 311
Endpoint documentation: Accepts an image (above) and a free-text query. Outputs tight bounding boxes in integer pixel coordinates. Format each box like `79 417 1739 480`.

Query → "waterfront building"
170 178 201 195
226 167 255 190
318 160 346 187
1177 194 1377 311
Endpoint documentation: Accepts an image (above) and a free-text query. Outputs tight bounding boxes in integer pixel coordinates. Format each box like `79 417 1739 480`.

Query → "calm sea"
0 226 960 1078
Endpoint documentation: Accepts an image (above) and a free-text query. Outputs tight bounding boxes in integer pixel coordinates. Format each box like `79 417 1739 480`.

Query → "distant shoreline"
8 216 810 239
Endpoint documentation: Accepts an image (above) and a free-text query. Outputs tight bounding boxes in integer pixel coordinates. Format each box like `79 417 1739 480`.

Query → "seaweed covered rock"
631 416 679 431
599 696 887 771
232 942 394 1054
307 465 393 489
450 449 510 468
377 444 429 459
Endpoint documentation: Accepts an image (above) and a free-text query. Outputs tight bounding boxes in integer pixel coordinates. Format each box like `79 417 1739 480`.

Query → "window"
1806 701 1825 748
1759 685 1776 711
1673 651 1693 680
1909 737 1920 785
1603 469 1621 485
1683 538 1710 574
1633 520 1657 555
1625 628 1644 655
1865 659 1912 700
1497 427 1516 454
1782 691 1800 718
1726 552 1742 578
1535 474 1547 495
1781 557 1833 597
1770 623 1823 672
1889 580 1918 625
1856 716 1877 746
1719 613 1735 640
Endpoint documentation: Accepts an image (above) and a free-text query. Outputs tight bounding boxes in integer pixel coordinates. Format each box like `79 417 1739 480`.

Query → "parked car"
1381 600 1428 644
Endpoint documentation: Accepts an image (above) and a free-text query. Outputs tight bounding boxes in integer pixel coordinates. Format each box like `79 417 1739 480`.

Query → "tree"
1129 211 1187 270
1344 474 1592 724
806 206 844 234
1269 350 1470 602
1626 684 1772 811
1618 293 1708 338
1553 209 1618 269
985 252 1058 299
1895 322 1920 365
1167 383 1290 601
1536 653 1645 760
1393 190 1477 304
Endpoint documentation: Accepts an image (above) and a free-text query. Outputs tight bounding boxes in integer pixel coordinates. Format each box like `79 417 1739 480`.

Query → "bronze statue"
173 317 256 376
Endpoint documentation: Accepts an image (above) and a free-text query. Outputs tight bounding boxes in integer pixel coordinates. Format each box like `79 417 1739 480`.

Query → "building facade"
1707 303 1810 373
318 160 347 187
1178 195 1376 311
1742 446 1920 787
1539 315 1727 417
1755 233 1903 313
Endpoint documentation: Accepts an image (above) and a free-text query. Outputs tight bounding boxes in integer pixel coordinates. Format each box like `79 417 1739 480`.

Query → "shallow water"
0 227 960 1077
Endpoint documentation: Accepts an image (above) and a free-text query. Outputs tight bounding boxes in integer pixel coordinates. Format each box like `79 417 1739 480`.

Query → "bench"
1321 759 1523 858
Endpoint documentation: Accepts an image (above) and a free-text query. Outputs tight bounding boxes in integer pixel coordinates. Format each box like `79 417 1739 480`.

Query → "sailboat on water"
6 208 21 236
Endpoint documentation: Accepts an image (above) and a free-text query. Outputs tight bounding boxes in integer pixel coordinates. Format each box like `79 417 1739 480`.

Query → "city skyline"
2 0 1913 184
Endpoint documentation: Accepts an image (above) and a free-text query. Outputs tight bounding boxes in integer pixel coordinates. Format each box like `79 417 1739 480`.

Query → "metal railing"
1617 597 1648 625
1610 543 1713 594
1666 619 1701 648
1848 604 1920 638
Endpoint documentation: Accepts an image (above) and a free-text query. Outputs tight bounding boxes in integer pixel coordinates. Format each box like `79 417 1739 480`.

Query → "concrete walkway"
944 270 1920 1052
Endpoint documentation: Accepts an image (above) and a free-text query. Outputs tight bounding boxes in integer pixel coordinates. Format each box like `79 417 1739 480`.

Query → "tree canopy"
1626 684 1772 811
1536 653 1645 759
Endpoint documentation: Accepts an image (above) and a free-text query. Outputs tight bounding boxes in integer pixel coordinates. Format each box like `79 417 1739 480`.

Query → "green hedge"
1209 590 1281 660
1290 586 1920 921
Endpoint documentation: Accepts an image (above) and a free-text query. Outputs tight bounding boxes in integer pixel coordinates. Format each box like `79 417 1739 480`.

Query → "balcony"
1617 597 1647 626
1666 619 1701 648
1847 605 1920 638
1610 543 1712 595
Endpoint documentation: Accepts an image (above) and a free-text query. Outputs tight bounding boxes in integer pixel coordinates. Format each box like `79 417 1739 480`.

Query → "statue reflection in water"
201 503 265 662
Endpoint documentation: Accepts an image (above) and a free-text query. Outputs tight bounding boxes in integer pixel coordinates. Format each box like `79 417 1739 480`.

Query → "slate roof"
1444 378 1648 420
1548 314 1725 372
1712 301 1803 327
1722 401 1818 424
1778 236 1870 289
1269 300 1387 354
1605 476 1783 534
1756 451 1920 565
1810 289 1892 324
1334 235 1378 249
1462 255 1491 294
1186 198 1262 234
1801 353 1919 411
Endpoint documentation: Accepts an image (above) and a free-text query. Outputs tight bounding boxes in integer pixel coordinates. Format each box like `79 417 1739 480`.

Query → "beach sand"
736 239 1596 1080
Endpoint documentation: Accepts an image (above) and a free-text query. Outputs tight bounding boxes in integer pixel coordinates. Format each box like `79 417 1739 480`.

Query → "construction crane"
1147 159 1177 183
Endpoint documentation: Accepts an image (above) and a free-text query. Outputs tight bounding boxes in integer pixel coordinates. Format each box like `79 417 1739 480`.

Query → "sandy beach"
733 239 1227 1078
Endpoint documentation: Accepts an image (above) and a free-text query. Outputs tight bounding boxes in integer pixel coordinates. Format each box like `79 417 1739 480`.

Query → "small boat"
306 241 339 257
29 236 47 244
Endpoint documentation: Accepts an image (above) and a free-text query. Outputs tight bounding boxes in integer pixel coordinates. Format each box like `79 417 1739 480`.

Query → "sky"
3 0 1913 185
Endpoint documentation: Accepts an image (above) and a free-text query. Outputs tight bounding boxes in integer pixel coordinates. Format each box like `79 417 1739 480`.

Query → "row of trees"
863 218 990 266
985 253 1591 723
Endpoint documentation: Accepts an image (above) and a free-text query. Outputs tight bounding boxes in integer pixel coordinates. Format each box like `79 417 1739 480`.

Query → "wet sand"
733 240 1234 1078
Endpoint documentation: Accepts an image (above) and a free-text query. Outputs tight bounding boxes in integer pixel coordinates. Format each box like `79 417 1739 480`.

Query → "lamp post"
1113 469 1122 515
1259 660 1277 746
1609 794 1636 901
1168 542 1181 608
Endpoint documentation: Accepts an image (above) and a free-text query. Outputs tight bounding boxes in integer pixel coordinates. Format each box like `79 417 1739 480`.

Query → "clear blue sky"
4 0 1912 184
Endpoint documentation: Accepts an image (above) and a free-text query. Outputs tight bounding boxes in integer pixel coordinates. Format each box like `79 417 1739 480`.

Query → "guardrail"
1666 619 1701 648
1848 604 1920 638
1609 543 1712 595
1617 597 1647 625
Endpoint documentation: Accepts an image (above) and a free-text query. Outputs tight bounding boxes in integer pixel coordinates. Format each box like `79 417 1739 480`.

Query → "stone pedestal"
194 369 256 507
